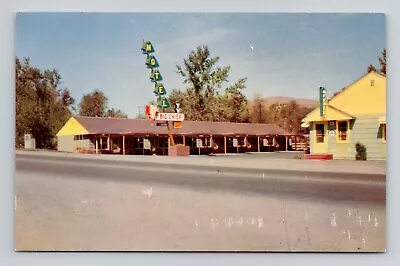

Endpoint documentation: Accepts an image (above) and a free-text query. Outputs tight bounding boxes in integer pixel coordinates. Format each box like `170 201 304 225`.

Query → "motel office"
302 71 386 160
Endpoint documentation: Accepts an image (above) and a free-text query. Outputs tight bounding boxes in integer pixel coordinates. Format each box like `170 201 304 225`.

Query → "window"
99 137 108 150
337 121 349 142
186 137 197 147
133 137 144 149
383 124 386 143
74 135 87 140
158 137 169 148
238 137 246 147
315 124 325 143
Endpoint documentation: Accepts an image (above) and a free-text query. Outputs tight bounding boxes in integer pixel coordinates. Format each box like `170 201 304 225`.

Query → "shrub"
355 142 367 160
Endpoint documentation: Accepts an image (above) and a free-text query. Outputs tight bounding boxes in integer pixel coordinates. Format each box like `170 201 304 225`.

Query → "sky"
15 12 386 118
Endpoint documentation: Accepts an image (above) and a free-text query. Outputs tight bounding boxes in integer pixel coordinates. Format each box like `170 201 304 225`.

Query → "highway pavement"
14 153 386 252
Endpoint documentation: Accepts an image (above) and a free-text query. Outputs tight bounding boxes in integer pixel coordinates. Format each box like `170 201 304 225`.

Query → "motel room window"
383 124 387 142
134 138 144 149
186 137 197 147
74 135 86 141
99 137 108 149
238 137 246 147
315 124 325 143
158 137 169 148
227 137 234 147
337 121 349 142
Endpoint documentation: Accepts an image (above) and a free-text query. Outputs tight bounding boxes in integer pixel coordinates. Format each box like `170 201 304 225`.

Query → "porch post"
273 136 276 151
257 136 260 152
122 135 126 155
224 136 227 154
107 135 111 151
143 137 145 155
110 136 113 153
183 135 185 146
95 137 98 154
285 136 288 151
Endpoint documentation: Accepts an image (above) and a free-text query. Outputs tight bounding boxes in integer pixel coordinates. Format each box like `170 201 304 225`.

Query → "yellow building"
302 71 386 160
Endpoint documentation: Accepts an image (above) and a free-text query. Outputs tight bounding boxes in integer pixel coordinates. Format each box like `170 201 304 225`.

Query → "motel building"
56 116 304 156
301 71 386 160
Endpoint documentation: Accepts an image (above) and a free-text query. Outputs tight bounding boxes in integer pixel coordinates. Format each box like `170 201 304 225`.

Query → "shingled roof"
74 116 291 136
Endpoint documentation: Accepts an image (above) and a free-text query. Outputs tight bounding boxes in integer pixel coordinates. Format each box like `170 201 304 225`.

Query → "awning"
378 115 386 124
302 105 354 123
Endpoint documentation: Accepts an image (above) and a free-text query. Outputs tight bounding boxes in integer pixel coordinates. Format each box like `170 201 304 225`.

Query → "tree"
223 78 249 123
378 48 386 76
262 100 313 134
249 94 267 124
15 57 75 149
78 89 108 117
367 64 377 73
367 48 386 76
174 45 249 122
136 113 147 119
105 108 128 118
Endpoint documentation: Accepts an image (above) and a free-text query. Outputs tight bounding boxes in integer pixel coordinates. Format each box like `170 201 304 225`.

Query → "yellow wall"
302 105 353 123
56 117 89 136
328 72 386 115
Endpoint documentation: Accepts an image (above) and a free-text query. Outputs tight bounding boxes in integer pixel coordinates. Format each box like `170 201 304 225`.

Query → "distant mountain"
249 96 318 109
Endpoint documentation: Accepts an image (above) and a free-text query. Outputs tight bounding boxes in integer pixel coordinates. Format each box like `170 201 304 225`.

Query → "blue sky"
15 12 386 118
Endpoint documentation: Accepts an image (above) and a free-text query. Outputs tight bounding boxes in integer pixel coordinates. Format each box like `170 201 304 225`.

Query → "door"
313 122 328 154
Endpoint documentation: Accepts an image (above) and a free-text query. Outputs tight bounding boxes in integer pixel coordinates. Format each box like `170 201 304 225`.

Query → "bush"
355 142 367 160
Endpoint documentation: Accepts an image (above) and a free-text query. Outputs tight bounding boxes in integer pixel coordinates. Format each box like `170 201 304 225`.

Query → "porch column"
257 136 260 152
285 136 288 151
224 136 227 154
107 135 111 151
273 136 276 151
143 137 145 155
95 137 98 154
183 136 185 146
110 136 113 153
122 135 126 155
210 136 213 148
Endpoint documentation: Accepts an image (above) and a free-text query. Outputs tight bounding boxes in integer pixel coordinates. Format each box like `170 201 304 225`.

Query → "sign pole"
166 121 175 146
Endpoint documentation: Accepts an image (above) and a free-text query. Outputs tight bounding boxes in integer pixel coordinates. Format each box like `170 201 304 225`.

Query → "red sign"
155 113 185 121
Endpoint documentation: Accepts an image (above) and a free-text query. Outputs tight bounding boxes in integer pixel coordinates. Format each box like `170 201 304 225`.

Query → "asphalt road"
14 154 386 252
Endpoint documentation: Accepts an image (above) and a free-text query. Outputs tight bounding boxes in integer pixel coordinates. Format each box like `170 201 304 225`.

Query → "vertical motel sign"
319 86 327 116
141 39 184 138
141 40 170 110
